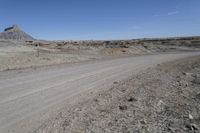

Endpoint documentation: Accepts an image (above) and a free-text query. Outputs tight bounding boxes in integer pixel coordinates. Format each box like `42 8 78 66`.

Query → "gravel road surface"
0 52 199 133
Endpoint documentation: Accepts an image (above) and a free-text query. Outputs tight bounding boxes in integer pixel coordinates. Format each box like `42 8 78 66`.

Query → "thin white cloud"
167 11 179 16
154 11 180 17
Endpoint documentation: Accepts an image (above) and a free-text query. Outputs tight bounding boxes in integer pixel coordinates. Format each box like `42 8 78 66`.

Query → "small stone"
191 124 198 130
185 124 192 130
169 127 177 132
119 105 128 111
189 114 194 120
182 72 186 75
113 81 118 84
127 97 137 102
185 123 198 131
140 120 147 124
94 98 99 102
182 72 193 76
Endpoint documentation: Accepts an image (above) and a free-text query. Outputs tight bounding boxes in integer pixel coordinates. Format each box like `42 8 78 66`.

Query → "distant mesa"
0 24 35 41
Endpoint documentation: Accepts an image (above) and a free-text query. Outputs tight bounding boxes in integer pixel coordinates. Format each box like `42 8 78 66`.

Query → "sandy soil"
0 40 103 71
0 39 199 72
0 52 99 71
36 55 200 133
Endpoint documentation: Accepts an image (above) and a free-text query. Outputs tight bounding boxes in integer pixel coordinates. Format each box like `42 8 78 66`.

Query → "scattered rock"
182 72 193 77
140 120 147 124
93 98 99 103
113 81 118 84
62 120 70 130
127 96 137 102
191 124 198 130
185 123 198 131
189 114 194 120
35 56 200 133
119 105 128 111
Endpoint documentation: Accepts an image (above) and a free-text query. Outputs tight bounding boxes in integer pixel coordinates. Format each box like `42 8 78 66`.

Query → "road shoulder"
36 55 200 133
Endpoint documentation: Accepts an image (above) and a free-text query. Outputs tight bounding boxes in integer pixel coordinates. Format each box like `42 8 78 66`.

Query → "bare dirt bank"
36 55 200 133
1 37 200 72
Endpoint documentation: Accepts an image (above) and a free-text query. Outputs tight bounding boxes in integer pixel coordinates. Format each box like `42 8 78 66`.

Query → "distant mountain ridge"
0 25 35 41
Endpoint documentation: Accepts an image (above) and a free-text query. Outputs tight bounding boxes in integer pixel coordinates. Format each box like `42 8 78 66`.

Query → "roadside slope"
37 54 200 133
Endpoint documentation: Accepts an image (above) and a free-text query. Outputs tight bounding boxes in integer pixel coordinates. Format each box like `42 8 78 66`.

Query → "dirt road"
0 52 199 133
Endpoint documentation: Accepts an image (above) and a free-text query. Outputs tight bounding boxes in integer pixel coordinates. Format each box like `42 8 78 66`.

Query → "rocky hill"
0 25 35 41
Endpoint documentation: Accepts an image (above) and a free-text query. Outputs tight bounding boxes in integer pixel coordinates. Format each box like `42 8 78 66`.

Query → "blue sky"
0 0 200 40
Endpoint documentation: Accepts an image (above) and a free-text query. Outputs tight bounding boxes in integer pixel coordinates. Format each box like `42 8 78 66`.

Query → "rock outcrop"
0 25 35 41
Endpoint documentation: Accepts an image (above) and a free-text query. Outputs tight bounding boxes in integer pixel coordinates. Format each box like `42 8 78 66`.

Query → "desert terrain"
0 26 200 133
0 36 200 71
36 54 200 133
0 52 199 133
1 0 200 131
